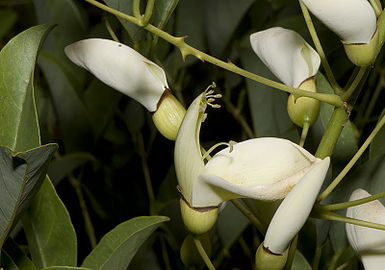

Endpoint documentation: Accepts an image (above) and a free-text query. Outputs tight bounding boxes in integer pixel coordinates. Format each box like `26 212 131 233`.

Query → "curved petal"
302 0 376 44
174 93 206 204
346 189 385 269
191 138 321 207
264 157 330 254
250 27 320 88
65 38 168 112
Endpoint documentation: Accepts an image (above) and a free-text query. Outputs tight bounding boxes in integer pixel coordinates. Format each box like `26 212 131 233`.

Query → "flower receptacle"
255 243 288 270
343 28 379 66
152 91 186 140
180 198 218 235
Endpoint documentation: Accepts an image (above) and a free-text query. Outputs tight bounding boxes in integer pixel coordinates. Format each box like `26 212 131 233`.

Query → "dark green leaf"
21 178 78 268
240 49 299 141
0 9 18 39
32 0 88 56
0 144 57 249
42 267 91 270
48 152 95 185
2 238 36 270
291 250 312 270
0 24 53 152
1 250 19 270
152 0 179 29
38 50 93 152
204 0 254 55
81 216 169 270
369 109 385 159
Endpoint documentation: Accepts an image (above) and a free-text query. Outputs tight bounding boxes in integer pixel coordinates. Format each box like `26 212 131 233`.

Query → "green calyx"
152 90 186 140
287 77 320 128
255 242 288 270
343 28 379 67
179 198 218 235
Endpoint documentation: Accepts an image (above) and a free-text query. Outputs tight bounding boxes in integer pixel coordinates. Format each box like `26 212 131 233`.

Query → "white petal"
302 0 376 44
346 189 385 269
191 137 321 207
250 27 320 88
65 38 168 112
174 93 206 204
264 157 330 254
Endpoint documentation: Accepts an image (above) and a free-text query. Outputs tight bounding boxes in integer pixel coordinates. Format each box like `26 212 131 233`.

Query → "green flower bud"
152 90 186 140
180 233 212 267
255 242 288 270
287 77 320 127
180 198 218 235
343 28 379 66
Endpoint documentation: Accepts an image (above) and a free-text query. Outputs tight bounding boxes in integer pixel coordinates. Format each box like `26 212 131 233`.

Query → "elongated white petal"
250 27 320 88
346 189 385 270
264 157 330 254
65 38 168 112
302 0 376 44
192 138 322 207
174 93 206 204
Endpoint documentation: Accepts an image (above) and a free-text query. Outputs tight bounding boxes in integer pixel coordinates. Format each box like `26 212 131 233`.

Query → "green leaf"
0 24 53 152
152 0 179 29
48 152 95 185
369 109 385 159
38 49 93 152
21 178 77 269
291 250 312 270
0 144 57 249
1 250 19 270
81 216 169 270
204 0 254 55
316 74 358 168
2 238 36 270
240 49 299 141
0 9 18 39
32 0 88 56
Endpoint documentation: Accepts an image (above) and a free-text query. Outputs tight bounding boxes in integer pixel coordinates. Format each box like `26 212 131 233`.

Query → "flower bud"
180 198 218 235
255 243 288 270
180 233 212 267
152 90 186 140
287 77 320 127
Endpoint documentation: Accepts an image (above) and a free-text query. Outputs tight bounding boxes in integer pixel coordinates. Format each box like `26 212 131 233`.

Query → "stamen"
201 140 236 161
201 113 208 122
228 140 237 153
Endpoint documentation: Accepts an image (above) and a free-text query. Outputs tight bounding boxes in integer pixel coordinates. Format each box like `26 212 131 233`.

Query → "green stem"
137 133 155 202
193 236 216 270
312 244 322 270
284 235 298 270
83 0 344 107
299 122 310 147
132 0 141 19
242 199 262 223
315 108 347 159
142 0 155 25
312 209 385 231
341 67 368 101
317 189 385 211
104 15 119 42
298 0 341 93
318 114 385 201
231 200 266 234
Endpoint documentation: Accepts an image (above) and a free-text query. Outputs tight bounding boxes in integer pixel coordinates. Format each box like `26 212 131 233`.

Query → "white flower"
65 38 185 140
65 38 168 112
175 90 327 209
301 0 377 44
249 27 320 88
263 157 330 254
346 189 385 270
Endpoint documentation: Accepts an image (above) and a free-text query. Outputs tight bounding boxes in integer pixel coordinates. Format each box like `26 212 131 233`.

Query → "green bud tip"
152 90 186 140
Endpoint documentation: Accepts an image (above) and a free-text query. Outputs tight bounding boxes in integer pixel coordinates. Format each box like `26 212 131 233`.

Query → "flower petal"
264 157 330 254
174 93 206 204
192 138 321 207
250 27 320 88
346 189 385 269
302 0 376 43
65 38 168 112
